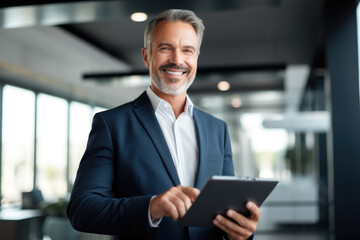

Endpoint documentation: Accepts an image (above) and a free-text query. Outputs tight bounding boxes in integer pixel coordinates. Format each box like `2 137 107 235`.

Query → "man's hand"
150 185 200 221
213 202 260 240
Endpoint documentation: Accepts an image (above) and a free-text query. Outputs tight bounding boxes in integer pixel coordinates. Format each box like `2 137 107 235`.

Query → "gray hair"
144 9 205 55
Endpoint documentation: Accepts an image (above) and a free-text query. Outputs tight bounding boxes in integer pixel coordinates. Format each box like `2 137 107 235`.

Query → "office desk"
0 209 43 240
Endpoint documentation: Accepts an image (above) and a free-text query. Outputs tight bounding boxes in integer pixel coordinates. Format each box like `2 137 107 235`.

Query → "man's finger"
180 185 200 202
150 185 200 221
169 195 188 218
165 201 180 221
174 186 198 216
246 202 261 222
226 210 250 230
213 214 252 239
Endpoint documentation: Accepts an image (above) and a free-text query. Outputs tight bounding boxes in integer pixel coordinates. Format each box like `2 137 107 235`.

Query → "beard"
149 62 196 96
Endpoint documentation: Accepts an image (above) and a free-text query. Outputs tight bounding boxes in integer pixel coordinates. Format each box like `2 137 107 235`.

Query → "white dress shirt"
146 87 199 187
146 87 199 227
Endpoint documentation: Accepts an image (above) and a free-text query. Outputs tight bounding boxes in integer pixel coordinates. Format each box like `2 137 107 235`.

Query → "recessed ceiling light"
231 97 242 108
217 81 230 91
131 12 147 22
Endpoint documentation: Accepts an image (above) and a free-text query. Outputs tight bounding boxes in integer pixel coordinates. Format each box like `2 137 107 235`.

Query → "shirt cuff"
148 196 162 227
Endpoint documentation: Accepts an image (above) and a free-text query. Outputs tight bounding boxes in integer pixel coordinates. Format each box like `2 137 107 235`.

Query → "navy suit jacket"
67 92 235 240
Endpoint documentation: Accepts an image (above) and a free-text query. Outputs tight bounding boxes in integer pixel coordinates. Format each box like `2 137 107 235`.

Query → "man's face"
142 20 199 96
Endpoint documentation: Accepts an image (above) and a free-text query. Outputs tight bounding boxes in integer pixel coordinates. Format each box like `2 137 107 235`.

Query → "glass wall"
1 86 35 205
0 84 106 205
191 79 329 239
36 93 68 201
239 113 289 179
235 114 320 234
69 101 92 186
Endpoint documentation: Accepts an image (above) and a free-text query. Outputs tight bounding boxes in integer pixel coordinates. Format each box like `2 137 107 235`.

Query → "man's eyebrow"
157 43 197 51
157 43 172 48
183 45 196 51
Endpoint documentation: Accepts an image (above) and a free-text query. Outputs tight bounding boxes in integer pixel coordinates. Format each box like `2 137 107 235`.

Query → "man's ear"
142 48 150 68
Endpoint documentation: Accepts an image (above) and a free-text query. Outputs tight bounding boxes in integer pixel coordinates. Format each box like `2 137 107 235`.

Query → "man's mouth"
160 64 190 77
163 70 185 76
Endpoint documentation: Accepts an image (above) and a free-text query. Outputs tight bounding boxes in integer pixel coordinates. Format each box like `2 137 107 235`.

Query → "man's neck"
151 86 187 119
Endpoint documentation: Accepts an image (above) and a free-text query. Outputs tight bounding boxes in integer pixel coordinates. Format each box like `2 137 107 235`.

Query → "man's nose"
170 49 183 65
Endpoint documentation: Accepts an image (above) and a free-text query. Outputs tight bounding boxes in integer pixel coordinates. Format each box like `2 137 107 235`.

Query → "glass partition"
69 101 92 186
1 85 35 206
36 93 68 201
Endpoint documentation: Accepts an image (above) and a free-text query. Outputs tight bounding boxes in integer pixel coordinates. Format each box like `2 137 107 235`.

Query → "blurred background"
0 0 359 239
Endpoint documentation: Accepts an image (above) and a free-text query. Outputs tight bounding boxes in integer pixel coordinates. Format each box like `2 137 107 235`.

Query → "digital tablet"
179 175 279 226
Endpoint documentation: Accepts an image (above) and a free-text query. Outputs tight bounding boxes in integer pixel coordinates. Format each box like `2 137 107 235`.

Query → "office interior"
0 0 359 239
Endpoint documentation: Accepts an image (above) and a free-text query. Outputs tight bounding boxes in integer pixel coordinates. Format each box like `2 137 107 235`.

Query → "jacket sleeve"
66 113 154 237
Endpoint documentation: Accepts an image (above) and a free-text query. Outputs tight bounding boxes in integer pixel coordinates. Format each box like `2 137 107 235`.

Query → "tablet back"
179 176 279 226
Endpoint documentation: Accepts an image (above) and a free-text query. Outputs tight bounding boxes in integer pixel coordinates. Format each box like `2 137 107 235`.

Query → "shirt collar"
146 87 194 116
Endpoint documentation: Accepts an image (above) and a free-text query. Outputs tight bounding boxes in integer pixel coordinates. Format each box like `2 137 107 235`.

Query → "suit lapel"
133 92 181 186
193 109 209 189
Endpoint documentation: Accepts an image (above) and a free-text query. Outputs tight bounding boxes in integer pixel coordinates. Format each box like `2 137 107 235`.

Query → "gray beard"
150 69 195 96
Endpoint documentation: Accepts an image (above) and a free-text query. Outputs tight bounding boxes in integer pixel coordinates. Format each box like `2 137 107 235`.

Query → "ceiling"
0 0 326 113
60 0 325 70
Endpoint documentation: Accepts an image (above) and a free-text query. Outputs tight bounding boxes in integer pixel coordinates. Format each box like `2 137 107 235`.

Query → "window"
239 113 289 179
36 93 68 201
69 101 92 186
0 83 107 204
1 85 35 205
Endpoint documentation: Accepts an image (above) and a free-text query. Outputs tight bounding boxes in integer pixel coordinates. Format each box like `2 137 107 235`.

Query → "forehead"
151 20 198 47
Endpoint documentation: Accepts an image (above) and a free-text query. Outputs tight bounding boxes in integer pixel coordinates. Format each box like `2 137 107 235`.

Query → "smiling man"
143 20 197 97
67 9 260 240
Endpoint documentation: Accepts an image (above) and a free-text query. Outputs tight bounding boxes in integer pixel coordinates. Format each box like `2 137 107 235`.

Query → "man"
67 9 260 240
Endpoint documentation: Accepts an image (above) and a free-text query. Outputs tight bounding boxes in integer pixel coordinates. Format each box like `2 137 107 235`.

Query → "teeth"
165 70 183 75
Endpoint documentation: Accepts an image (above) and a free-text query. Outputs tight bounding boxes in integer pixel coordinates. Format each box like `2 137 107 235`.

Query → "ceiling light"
131 12 147 22
231 97 242 108
217 81 230 91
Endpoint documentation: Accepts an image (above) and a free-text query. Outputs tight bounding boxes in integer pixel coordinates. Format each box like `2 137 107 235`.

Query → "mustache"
159 63 190 72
